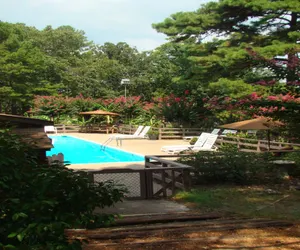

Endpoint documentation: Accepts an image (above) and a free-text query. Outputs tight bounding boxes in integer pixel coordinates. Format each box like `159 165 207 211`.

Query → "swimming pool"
47 135 144 164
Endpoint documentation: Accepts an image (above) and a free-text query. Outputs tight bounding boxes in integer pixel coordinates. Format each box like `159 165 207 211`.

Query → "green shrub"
0 130 126 249
283 152 300 177
177 146 282 185
189 137 198 145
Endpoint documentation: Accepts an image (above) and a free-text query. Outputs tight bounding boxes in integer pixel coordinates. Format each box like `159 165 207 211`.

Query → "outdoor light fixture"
120 78 130 102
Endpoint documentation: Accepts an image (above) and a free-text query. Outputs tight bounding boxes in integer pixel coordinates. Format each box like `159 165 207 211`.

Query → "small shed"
0 113 54 163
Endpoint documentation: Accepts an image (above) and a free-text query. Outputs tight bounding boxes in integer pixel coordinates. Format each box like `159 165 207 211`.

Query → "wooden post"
161 169 167 197
88 172 94 183
145 156 150 169
158 127 162 140
140 171 147 199
182 128 186 138
182 169 191 192
63 124 66 133
171 170 176 195
146 170 153 199
257 140 261 152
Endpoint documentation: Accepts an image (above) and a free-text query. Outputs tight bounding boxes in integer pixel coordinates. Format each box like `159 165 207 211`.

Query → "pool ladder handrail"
101 137 113 150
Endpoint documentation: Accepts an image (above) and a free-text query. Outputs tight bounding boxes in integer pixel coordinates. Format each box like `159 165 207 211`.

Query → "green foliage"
178 146 283 185
283 152 300 177
153 0 300 104
0 22 181 115
208 78 259 99
0 131 126 249
189 137 198 145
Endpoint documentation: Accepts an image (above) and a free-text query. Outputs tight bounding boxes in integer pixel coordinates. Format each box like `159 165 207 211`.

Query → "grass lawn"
173 185 300 221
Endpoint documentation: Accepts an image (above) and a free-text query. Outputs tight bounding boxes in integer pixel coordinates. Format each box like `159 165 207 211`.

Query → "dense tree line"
0 22 178 114
1 0 299 129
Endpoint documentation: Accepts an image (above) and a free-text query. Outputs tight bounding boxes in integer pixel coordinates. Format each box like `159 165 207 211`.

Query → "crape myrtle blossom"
32 89 204 125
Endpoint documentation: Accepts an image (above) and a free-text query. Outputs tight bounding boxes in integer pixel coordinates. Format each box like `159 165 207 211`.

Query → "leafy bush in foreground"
0 131 126 249
177 146 282 185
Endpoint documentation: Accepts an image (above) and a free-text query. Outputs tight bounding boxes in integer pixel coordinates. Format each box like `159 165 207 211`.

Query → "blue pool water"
47 136 144 164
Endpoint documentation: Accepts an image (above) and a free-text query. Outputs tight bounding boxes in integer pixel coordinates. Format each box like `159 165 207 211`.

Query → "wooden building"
0 113 54 163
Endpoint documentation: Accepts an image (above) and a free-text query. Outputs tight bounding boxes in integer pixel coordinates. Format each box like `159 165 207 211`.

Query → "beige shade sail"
220 117 283 130
79 110 120 116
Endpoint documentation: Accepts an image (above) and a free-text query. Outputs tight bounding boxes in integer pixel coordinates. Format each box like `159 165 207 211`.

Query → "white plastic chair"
44 126 57 134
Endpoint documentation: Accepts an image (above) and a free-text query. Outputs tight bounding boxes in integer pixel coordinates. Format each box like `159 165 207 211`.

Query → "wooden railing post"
145 156 150 168
171 170 176 195
146 170 153 199
182 169 191 192
161 169 167 197
182 128 186 138
257 140 261 152
88 172 94 183
158 127 162 140
140 171 147 199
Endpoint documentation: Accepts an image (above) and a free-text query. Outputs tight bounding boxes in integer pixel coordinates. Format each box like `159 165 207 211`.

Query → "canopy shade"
79 110 120 116
220 117 283 130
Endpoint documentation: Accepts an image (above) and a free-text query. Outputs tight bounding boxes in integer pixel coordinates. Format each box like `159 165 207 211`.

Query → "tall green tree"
0 22 53 113
153 0 300 94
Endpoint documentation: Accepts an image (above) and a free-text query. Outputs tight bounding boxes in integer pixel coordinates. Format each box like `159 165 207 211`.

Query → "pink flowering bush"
152 91 208 126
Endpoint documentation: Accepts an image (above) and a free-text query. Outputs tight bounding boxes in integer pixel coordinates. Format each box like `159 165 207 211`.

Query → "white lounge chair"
183 128 220 141
44 126 57 134
162 133 218 154
115 126 151 146
211 128 220 135
222 129 237 135
162 132 210 153
111 125 144 138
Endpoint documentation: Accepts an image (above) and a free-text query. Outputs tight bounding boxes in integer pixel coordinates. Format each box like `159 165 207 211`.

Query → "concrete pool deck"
54 133 190 170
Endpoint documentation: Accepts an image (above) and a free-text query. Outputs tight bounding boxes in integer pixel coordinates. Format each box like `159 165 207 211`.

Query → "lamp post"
120 78 130 102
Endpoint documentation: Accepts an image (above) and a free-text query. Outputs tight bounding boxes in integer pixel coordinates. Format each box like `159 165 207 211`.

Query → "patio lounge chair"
183 128 220 141
162 132 211 153
44 126 57 134
114 126 151 146
211 128 221 135
222 129 237 135
111 125 144 138
162 133 218 154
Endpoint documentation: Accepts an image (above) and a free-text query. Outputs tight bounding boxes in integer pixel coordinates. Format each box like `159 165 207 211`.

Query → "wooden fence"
52 124 299 152
216 136 300 152
53 124 203 139
55 124 80 133
87 155 191 199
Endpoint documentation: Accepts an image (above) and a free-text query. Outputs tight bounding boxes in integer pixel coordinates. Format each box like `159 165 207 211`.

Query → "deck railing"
216 136 300 152
55 124 80 133
86 155 192 199
52 124 299 152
